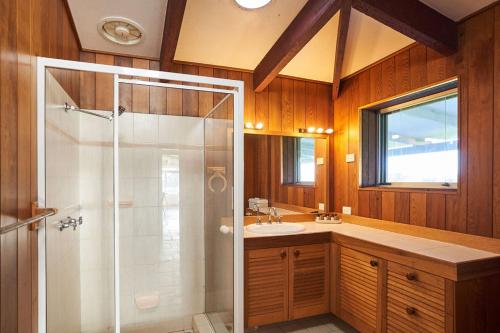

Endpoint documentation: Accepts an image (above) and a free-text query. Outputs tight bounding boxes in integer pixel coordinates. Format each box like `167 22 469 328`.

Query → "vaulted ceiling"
67 0 496 84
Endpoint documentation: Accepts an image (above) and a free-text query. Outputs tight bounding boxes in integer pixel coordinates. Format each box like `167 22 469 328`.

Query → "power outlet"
345 153 355 163
342 206 352 215
318 203 325 211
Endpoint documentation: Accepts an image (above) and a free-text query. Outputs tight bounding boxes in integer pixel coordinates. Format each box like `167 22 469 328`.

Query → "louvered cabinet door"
340 247 380 333
289 243 330 319
245 247 289 327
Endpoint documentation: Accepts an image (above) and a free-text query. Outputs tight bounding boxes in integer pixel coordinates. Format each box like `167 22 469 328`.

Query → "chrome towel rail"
0 208 57 235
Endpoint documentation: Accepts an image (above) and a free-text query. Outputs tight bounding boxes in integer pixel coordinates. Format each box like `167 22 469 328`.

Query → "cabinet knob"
280 250 287 259
406 272 417 281
369 259 378 267
294 249 300 257
406 306 417 315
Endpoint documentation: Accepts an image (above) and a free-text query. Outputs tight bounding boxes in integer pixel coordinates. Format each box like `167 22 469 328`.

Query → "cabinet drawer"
387 262 445 333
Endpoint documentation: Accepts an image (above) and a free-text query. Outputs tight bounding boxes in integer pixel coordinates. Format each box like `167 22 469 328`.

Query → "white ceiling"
67 0 495 82
67 0 167 58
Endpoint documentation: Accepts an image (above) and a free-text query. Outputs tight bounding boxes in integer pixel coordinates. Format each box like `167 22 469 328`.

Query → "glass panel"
118 84 205 333
204 94 234 332
386 93 458 183
45 68 115 333
298 138 315 183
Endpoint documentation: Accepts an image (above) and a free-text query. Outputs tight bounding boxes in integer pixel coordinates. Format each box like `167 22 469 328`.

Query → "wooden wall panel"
149 60 167 115
268 78 282 132
132 58 150 114
281 79 294 133
0 0 80 332
334 3 500 238
293 81 306 132
95 54 114 111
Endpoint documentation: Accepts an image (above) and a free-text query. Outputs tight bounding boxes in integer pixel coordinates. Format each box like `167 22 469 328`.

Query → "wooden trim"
458 0 500 23
253 0 342 92
272 202 318 213
244 128 330 138
332 0 351 99
359 186 458 195
352 0 458 55
62 0 82 50
244 232 331 250
81 48 159 61
160 0 187 71
376 259 388 333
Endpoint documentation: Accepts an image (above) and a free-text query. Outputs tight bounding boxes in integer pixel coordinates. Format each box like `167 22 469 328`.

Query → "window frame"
281 136 316 186
359 78 459 191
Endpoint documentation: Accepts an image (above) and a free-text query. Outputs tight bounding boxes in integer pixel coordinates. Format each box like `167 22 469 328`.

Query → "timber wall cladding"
0 0 80 332
79 52 332 133
333 4 500 238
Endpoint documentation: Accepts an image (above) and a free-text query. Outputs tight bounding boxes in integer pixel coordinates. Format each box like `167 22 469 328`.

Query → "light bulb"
316 128 324 134
245 122 254 129
255 122 264 130
325 128 334 134
307 127 315 133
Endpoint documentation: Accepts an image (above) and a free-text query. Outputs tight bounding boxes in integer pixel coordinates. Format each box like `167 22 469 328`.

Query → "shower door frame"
36 56 245 333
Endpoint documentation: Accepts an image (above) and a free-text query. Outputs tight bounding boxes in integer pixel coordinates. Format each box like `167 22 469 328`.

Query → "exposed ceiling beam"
253 0 343 92
160 0 187 72
332 0 351 99
352 0 457 55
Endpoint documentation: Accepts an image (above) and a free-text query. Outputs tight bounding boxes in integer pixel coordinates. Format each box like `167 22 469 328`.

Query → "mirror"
244 133 328 216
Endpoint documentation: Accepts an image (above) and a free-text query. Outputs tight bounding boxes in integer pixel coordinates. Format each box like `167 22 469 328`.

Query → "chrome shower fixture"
64 102 125 121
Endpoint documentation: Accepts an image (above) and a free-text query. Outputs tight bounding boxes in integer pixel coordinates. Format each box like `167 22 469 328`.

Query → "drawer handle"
294 249 300 257
406 306 417 315
369 259 378 267
280 250 287 259
406 272 417 281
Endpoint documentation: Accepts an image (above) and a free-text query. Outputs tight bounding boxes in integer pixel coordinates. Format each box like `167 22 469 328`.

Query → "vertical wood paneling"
409 193 427 226
426 193 446 230
114 56 132 112
181 64 199 117
394 192 410 224
242 72 255 124
395 50 411 94
293 81 305 132
494 6 500 238
305 83 317 128
268 78 282 132
346 79 359 214
381 58 395 98
409 44 428 89
369 191 381 219
198 66 214 117
167 63 183 116
427 48 447 84
381 192 395 221
95 54 114 110
358 191 370 217
369 64 383 102
79 52 96 109
132 58 150 113
213 68 228 118
149 61 167 115
465 10 494 237
255 87 269 129
281 79 294 133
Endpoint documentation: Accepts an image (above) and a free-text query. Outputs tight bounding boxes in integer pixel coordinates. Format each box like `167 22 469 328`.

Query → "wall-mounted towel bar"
0 208 57 235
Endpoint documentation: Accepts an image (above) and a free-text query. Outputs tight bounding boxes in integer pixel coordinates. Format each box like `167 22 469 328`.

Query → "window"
361 79 458 188
282 136 315 185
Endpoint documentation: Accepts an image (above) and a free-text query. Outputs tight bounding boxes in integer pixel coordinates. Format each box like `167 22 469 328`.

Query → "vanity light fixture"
235 0 272 9
244 122 264 130
307 127 316 133
298 127 334 134
255 122 264 130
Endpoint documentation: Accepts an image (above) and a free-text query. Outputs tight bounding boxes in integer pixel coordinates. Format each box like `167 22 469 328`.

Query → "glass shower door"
204 94 235 332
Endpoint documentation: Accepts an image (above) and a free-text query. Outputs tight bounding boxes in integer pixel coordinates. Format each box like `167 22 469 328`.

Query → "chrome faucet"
270 207 282 224
253 203 262 225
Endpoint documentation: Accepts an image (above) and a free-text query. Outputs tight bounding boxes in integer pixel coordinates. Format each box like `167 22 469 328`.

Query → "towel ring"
208 172 227 193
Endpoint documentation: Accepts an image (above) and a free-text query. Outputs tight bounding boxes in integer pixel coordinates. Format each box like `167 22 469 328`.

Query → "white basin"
246 222 305 235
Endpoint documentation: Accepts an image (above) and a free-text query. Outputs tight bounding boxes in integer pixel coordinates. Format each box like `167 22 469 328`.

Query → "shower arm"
64 103 125 121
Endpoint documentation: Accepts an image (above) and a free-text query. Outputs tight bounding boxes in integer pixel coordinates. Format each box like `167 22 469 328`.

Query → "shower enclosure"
36 58 244 333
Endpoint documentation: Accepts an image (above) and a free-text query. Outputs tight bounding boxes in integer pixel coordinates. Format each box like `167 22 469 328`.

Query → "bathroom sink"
246 222 305 235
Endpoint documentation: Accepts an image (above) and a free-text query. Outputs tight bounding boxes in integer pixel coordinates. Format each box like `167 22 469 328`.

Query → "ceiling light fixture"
235 0 272 9
98 17 144 45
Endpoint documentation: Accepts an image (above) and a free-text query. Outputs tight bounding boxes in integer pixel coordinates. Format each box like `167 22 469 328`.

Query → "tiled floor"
245 314 359 333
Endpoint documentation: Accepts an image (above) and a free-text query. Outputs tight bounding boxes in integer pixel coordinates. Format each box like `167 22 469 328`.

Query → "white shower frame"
36 56 245 333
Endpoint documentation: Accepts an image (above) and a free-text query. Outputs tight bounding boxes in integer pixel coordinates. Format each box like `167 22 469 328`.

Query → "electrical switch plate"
345 153 355 163
318 203 325 211
316 157 324 165
342 206 352 215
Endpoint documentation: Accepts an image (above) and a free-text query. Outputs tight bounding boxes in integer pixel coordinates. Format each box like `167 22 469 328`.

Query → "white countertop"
244 221 500 264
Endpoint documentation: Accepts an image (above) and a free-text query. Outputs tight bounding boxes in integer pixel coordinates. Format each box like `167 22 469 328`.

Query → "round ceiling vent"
98 17 144 45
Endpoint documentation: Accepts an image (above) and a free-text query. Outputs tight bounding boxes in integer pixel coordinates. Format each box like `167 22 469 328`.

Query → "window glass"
385 94 458 184
298 138 315 183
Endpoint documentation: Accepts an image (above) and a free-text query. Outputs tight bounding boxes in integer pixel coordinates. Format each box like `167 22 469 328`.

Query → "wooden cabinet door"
339 247 381 333
289 243 330 319
245 247 289 327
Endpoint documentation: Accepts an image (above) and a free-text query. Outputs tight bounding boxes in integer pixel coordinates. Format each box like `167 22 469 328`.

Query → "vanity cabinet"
245 243 330 327
339 247 384 333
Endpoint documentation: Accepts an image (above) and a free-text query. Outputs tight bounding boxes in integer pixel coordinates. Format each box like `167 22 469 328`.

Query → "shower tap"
58 216 83 231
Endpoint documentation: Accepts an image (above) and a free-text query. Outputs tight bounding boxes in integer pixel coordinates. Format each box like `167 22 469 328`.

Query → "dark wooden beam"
352 0 457 55
160 0 187 72
253 0 343 92
332 0 351 99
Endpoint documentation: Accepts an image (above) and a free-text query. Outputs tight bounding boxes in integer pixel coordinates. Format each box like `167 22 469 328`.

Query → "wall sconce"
245 122 264 130
298 127 334 135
